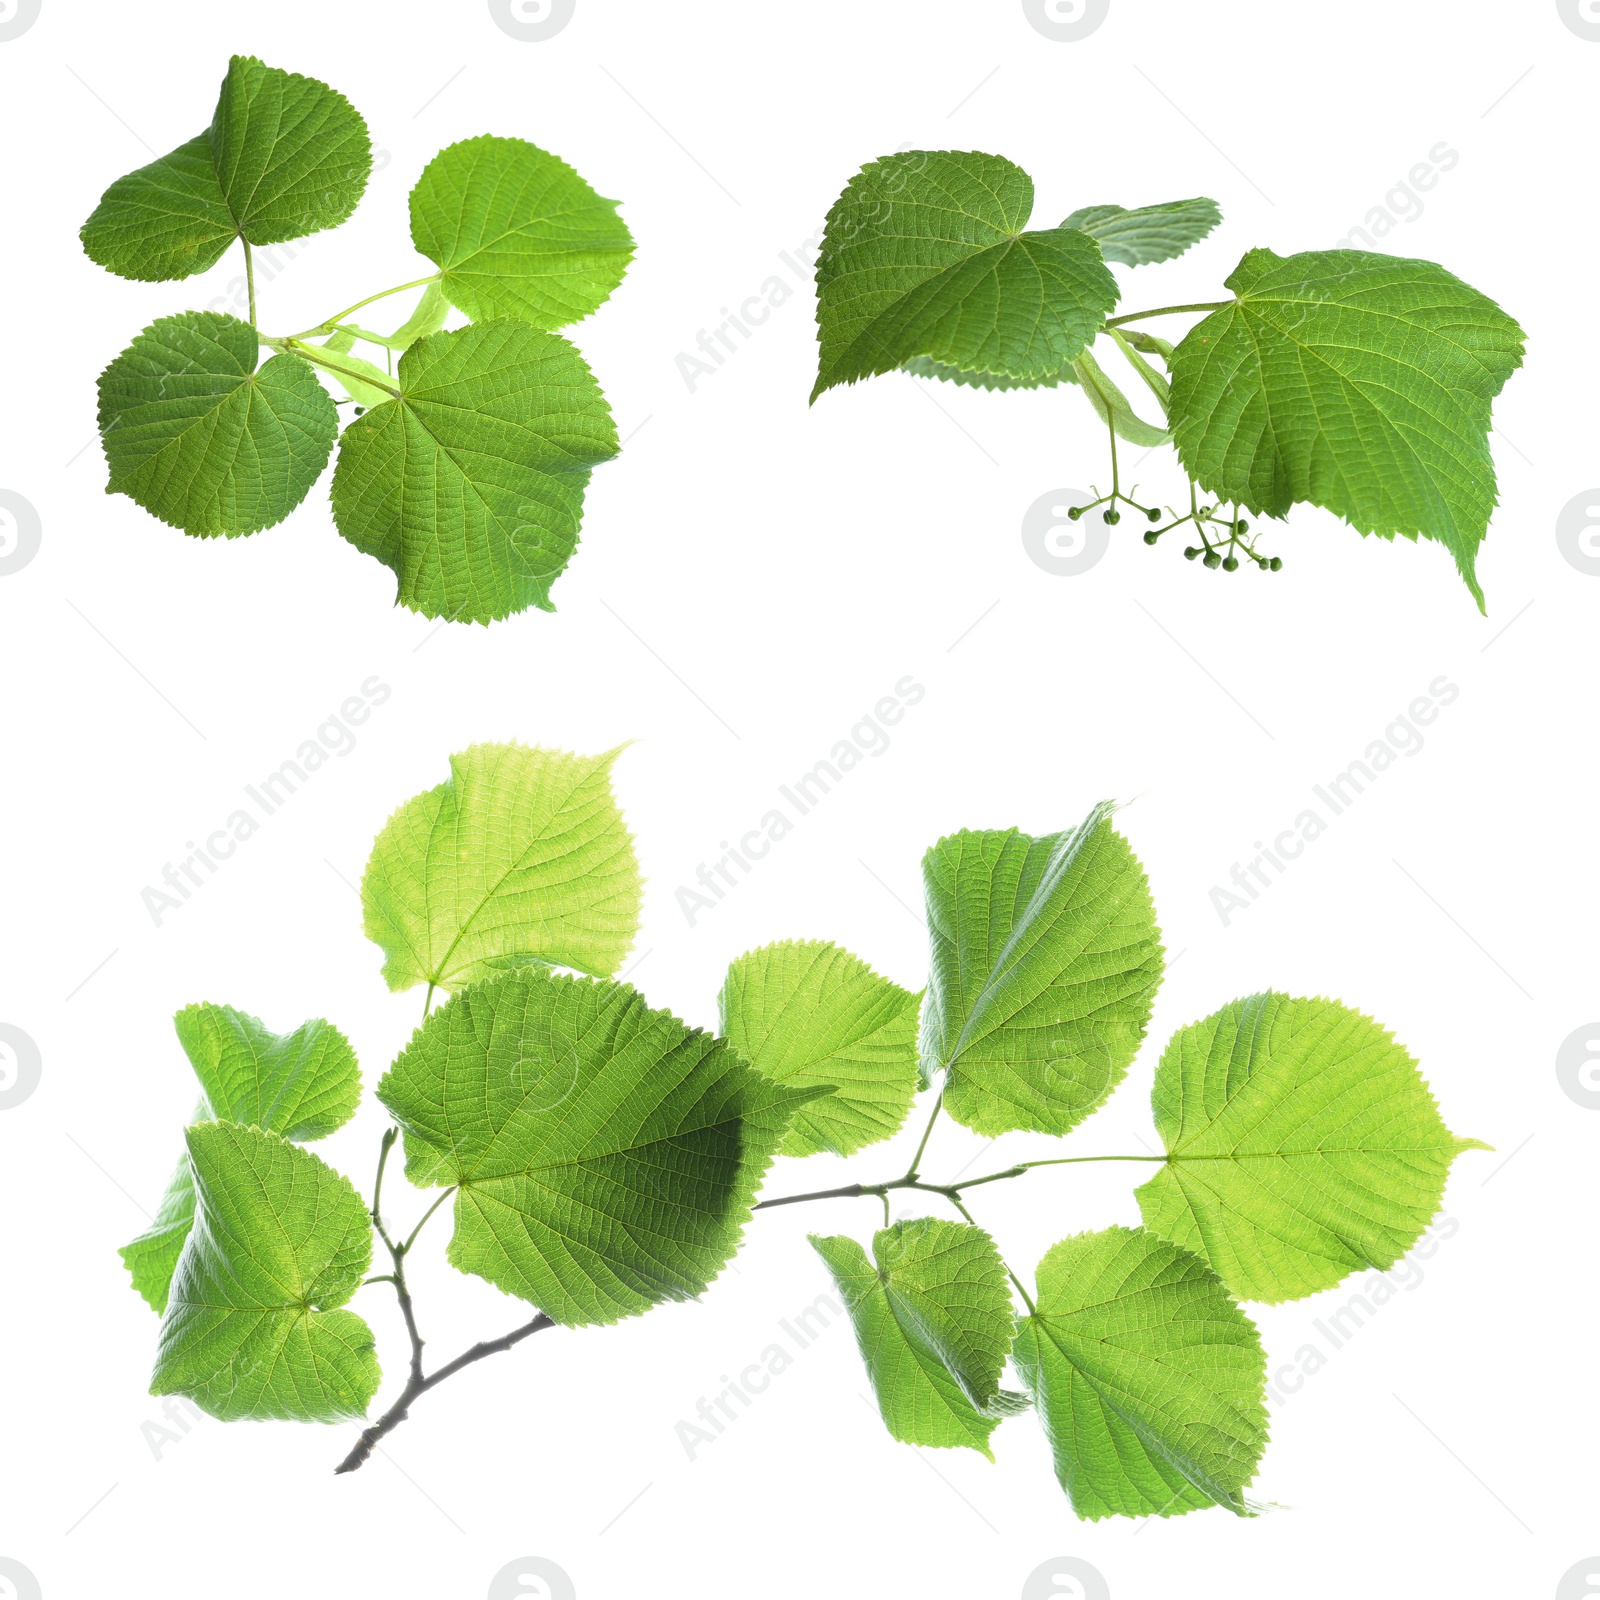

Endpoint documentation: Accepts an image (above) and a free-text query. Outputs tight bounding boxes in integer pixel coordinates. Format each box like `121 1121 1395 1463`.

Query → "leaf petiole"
280 274 444 343
1104 300 1231 329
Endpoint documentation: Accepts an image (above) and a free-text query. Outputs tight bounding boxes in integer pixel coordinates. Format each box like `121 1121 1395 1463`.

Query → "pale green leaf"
81 55 370 282
1074 349 1170 447
1135 993 1488 1303
314 331 397 409
1013 1226 1267 1520
1063 198 1222 267
411 135 633 330
151 1122 379 1422
97 311 337 537
378 967 824 1327
329 319 618 622
920 803 1164 1136
812 151 1119 401
361 742 640 994
120 1004 360 1313
1167 248 1525 609
811 1219 1024 1457
719 940 919 1156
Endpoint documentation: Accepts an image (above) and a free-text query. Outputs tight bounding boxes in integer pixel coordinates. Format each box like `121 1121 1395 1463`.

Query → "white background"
0 1 1595 1596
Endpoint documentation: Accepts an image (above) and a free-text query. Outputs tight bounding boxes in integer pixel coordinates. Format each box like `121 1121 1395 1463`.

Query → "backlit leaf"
378 967 824 1326
719 941 919 1156
1135 993 1488 1303
920 803 1163 1136
1013 1226 1267 1519
361 742 640 994
151 1122 379 1422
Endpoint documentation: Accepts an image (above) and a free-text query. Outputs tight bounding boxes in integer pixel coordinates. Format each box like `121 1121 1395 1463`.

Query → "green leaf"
97 311 337 537
920 803 1164 1136
329 318 618 622
411 136 633 331
151 1122 379 1423
80 134 236 282
361 742 640 994
1063 198 1222 267
1135 993 1488 1303
1013 1226 1267 1520
378 967 824 1327
1166 248 1525 609
81 55 371 282
811 1219 1025 1458
120 1004 361 1313
812 151 1119 401
718 941 920 1157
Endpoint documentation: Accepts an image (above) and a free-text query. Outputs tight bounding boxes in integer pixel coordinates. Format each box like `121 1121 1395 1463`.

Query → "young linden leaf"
1134 993 1488 1304
377 967 826 1327
81 55 370 282
811 150 1119 401
97 311 337 537
1013 1226 1268 1521
718 940 920 1157
361 742 640 995
920 803 1164 1137
120 1004 361 1313
151 1122 379 1423
329 319 618 622
811 1219 1025 1458
1062 198 1222 267
410 135 634 331
1167 248 1525 609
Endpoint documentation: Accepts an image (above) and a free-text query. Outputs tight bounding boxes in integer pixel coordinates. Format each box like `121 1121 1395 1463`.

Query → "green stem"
403 1187 456 1254
1104 301 1231 329
423 982 436 1022
243 241 257 329
906 1093 943 1177
267 337 403 401
1107 327 1171 411
282 275 443 342
754 1154 1165 1211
